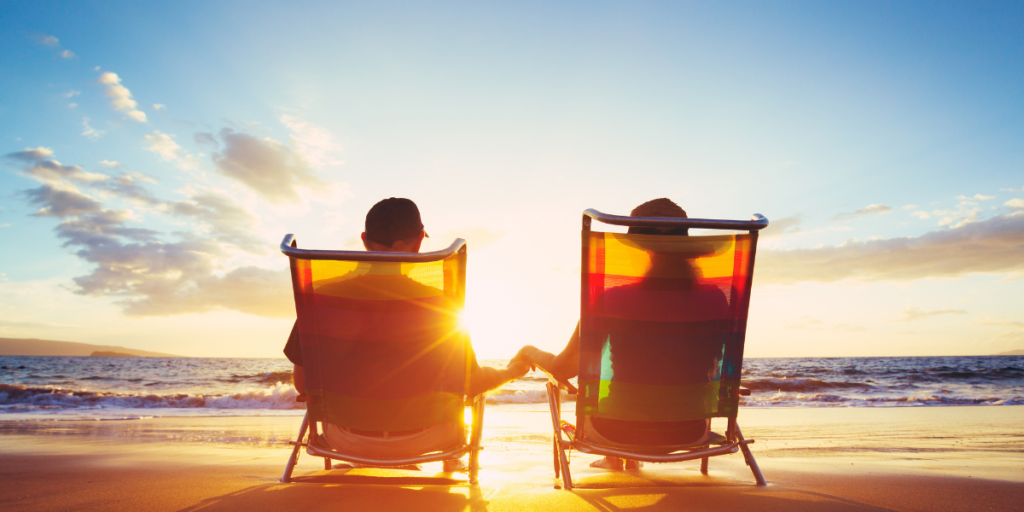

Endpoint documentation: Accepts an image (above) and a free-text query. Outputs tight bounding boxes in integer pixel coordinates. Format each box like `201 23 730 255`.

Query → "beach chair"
278 235 484 484
544 209 769 490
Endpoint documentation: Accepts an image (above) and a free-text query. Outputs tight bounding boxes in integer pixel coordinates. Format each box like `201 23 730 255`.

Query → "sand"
1 406 1023 511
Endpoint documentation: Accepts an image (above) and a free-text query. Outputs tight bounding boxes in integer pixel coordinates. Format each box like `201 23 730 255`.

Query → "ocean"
1 355 1022 421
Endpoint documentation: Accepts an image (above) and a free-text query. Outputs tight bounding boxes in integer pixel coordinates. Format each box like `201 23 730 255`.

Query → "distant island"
996 349 1024 356
0 338 181 358
90 351 139 357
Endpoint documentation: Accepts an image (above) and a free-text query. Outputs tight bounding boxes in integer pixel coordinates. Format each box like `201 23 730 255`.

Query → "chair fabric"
289 256 469 432
577 231 754 443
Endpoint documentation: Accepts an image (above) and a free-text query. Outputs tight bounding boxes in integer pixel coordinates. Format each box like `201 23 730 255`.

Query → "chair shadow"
176 469 488 512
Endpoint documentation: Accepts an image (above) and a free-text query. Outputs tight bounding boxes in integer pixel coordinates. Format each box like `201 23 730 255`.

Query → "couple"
285 196 710 471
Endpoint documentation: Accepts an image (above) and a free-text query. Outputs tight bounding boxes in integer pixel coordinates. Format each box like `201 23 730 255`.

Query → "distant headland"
0 338 181 358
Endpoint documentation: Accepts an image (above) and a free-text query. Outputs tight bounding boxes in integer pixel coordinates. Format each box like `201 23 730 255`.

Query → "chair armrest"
536 364 578 395
739 387 751 396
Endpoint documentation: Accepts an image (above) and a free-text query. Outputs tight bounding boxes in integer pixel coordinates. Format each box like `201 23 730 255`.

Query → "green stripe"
578 379 741 421
313 391 464 431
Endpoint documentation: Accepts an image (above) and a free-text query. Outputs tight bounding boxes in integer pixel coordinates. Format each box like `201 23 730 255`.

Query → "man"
512 198 725 470
285 197 529 470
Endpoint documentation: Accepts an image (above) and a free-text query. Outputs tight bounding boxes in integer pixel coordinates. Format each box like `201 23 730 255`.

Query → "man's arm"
466 362 530 397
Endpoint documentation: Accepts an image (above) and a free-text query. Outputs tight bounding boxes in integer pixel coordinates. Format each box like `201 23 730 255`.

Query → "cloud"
1006 199 1024 210
833 204 892 220
98 160 121 168
279 115 343 169
958 194 995 201
932 200 982 228
168 192 263 252
902 205 918 210
143 130 197 170
39 35 60 47
121 266 293 317
24 184 104 217
7 147 54 161
21 171 287 317
760 215 802 239
68 103 78 109
81 117 104 141
194 132 218 146
5 148 108 184
60 49 76 59
211 128 323 203
63 90 81 98
757 212 1024 284
897 307 968 322
97 72 147 122
911 211 930 220
153 104 166 111
96 175 162 206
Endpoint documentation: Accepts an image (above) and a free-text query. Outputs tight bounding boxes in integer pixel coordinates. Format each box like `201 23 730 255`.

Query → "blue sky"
1 1 1023 358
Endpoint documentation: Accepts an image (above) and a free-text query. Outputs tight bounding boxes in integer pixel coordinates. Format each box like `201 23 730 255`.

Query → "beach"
2 405 1022 511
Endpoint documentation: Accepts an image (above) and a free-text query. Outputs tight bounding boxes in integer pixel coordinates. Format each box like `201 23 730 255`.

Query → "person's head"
361 197 428 253
627 198 689 236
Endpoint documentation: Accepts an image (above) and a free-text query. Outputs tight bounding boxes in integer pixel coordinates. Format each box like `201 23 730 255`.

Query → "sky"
1 1 1023 359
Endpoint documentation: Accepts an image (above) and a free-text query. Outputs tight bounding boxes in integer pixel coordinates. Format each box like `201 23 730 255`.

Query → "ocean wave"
484 389 575 404
219 371 294 386
742 378 874 392
0 383 302 411
742 392 1024 407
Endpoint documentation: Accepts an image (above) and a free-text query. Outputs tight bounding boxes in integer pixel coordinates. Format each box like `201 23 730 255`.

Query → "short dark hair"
364 197 426 247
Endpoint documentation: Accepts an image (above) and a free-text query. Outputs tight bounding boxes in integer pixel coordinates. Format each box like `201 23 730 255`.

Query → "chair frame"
545 209 769 490
278 235 485 484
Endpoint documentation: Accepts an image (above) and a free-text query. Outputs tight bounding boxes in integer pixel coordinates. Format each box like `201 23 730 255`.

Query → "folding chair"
279 235 484 484
545 209 768 490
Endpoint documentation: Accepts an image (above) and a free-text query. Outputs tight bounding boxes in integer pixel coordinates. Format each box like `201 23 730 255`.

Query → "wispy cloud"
833 204 892 221
279 115 343 169
758 212 1024 284
143 130 197 170
97 72 147 122
60 49 76 59
211 128 324 204
153 104 166 111
1006 198 1024 210
39 35 60 47
957 194 995 201
760 214 802 239
896 307 968 322
81 117 104 141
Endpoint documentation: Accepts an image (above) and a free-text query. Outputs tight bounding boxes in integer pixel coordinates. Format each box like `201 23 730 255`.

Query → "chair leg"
468 396 484 485
700 449 709 475
281 413 309 483
324 456 332 470
735 425 766 486
546 383 572 490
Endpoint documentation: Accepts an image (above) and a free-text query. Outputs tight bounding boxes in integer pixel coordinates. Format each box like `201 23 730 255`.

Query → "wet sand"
1 406 1022 511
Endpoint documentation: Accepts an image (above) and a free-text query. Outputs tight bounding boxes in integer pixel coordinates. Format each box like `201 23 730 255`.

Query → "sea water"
1 355 1022 420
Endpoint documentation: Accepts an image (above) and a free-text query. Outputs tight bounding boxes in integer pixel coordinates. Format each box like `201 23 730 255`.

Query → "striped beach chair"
279 235 484 484
545 209 768 489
